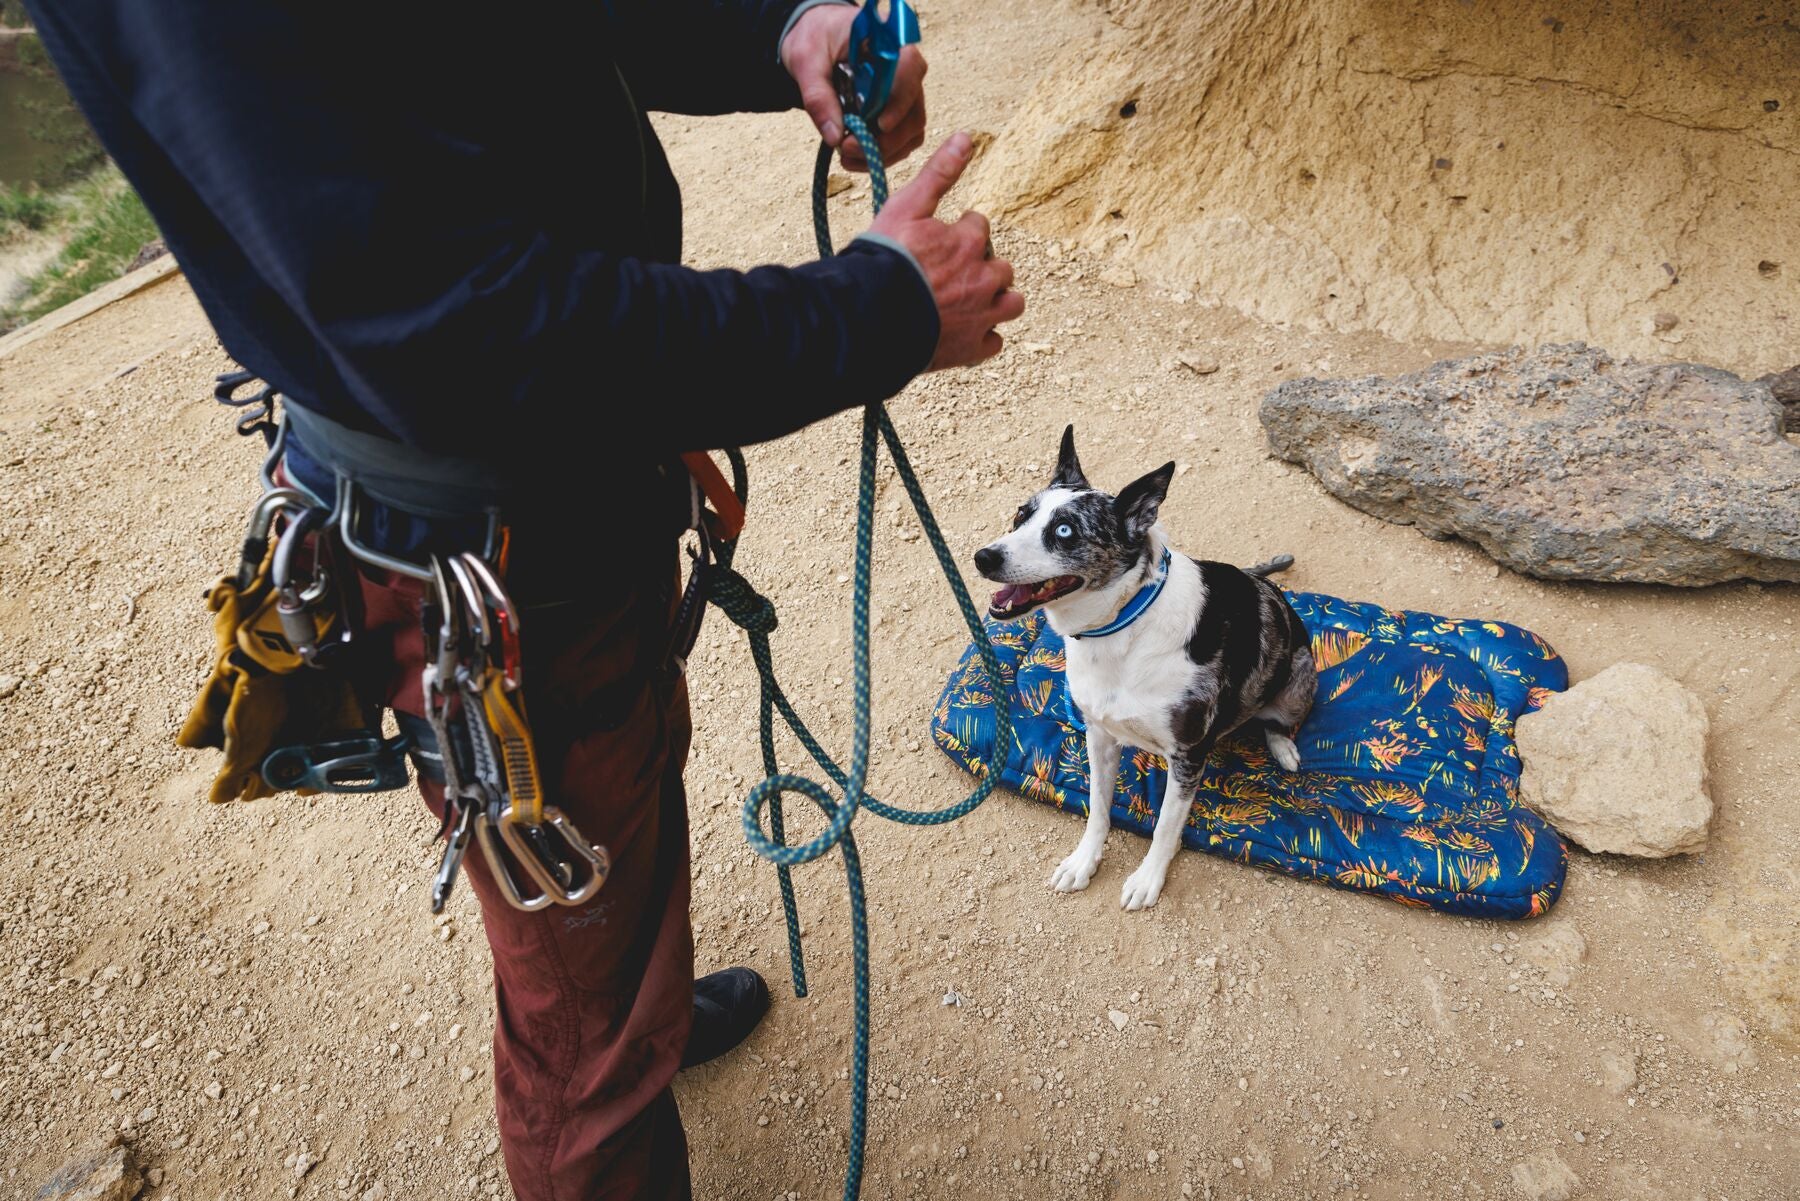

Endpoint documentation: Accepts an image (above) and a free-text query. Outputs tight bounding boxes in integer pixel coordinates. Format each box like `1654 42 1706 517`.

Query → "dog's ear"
1052 424 1088 490
1116 461 1176 543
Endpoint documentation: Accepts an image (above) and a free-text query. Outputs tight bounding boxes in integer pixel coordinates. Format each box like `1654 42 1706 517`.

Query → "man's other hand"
870 133 1024 371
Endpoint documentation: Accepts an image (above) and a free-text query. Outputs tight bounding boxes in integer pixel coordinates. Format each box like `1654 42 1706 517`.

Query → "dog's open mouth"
988 576 1082 620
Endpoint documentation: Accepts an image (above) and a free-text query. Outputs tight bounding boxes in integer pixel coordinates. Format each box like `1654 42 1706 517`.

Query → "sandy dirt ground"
1 3 1796 1199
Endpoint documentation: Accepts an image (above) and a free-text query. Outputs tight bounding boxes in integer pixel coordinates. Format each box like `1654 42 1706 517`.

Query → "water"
0 47 94 189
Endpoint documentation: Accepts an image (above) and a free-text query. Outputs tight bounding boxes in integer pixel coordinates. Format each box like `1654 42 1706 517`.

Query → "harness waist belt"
283 402 519 519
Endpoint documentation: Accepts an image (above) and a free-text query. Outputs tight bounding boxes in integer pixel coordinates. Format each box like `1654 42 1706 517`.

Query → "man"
22 2 1022 1198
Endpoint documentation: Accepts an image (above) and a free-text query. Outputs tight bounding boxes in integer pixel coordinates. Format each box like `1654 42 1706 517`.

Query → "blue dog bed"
930 592 1569 919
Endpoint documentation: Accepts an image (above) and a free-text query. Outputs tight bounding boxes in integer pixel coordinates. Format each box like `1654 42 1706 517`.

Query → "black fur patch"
1170 559 1310 751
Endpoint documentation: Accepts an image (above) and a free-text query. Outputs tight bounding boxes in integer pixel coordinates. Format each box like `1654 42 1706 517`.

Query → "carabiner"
235 488 314 589
495 806 610 907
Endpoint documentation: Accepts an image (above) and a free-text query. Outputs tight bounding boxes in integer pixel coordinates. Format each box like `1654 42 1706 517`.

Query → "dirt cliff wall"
973 0 1798 374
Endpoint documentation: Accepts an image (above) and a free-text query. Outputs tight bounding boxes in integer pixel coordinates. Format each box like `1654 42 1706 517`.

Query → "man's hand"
781 3 926 172
870 133 1024 371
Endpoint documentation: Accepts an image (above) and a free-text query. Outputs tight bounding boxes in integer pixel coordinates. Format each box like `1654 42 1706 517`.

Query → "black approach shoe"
681 967 771 1069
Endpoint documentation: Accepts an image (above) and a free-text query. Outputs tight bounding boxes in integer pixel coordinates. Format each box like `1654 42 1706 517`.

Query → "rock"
1516 663 1711 856
1098 264 1137 289
1107 1009 1130 1031
0 675 19 699
1260 344 1800 585
1511 1151 1581 1201
1700 1011 1758 1074
126 239 169 272
34 1139 142 1201
1598 1047 1637 1096
1758 363 1800 431
1176 353 1221 376
1519 925 1588 988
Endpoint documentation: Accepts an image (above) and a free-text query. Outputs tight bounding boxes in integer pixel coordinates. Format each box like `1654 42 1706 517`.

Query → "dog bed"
930 592 1568 919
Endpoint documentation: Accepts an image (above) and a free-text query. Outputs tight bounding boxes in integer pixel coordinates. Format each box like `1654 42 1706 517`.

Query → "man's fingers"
882 131 974 220
956 209 991 243
879 103 927 164
993 288 1027 325
798 73 847 147
879 50 927 132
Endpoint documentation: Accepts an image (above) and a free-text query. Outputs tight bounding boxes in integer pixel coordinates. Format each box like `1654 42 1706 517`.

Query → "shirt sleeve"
20 0 940 459
602 0 826 115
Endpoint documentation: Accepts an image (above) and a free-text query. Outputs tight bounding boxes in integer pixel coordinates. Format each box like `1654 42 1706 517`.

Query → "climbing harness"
188 379 614 916
699 3 1011 1196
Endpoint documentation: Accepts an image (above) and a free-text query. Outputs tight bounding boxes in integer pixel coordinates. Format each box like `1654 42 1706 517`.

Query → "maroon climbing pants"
355 553 695 1201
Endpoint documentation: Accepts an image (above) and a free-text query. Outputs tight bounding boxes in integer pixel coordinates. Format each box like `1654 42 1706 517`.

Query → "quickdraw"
417 550 610 914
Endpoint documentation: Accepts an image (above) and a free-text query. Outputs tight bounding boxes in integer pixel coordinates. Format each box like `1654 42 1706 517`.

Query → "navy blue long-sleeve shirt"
22 1 938 469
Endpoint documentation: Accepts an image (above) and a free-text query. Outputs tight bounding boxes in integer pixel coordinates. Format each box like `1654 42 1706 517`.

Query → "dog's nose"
973 546 1003 576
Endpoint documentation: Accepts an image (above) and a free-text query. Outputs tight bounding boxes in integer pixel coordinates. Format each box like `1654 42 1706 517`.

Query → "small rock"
1518 924 1587 988
885 1084 902 1100
127 238 169 272
1511 1150 1580 1201
203 1082 222 1101
360 1184 386 1201
0 676 20 700
825 173 854 198
942 989 964 1007
1701 1011 1758 1073
33 1138 142 1201
459 1066 476 1083
1756 362 1799 432
1598 1047 1637 1096
1650 311 1679 333
1107 1009 1129 1031
1099 264 1137 289
294 1151 320 1178
1176 354 1220 376
145 1169 164 1188
1517 663 1711 856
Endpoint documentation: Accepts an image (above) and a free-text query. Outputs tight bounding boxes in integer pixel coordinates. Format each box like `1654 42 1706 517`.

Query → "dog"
972 426 1317 910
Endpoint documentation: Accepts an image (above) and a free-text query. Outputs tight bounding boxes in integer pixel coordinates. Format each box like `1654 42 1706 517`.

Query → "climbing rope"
703 112 1012 1201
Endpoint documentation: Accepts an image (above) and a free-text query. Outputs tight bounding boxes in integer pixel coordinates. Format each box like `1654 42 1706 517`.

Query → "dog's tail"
1245 553 1296 577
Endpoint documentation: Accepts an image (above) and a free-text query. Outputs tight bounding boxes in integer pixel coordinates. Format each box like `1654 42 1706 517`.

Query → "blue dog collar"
1073 548 1173 639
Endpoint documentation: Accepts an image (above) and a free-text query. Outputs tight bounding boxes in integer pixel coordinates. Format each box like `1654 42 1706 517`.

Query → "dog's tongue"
991 583 1033 611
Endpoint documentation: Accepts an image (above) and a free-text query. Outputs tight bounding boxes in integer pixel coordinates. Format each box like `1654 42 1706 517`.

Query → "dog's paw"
1120 862 1169 911
1266 732 1301 772
1049 846 1102 893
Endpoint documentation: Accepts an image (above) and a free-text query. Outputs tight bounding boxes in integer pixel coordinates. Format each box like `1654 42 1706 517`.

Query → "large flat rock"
1260 343 1800 585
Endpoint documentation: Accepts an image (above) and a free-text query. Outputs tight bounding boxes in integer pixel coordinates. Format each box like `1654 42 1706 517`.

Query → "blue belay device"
930 592 1571 919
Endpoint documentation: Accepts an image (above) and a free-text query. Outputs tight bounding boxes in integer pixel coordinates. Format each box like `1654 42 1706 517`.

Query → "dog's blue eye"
1055 523 1073 538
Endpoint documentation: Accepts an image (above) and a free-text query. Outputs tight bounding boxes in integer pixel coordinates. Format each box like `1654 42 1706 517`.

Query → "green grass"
0 183 56 235
0 166 158 331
